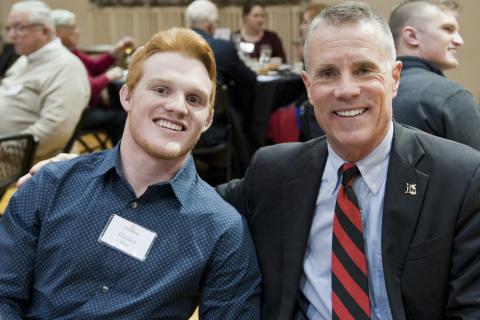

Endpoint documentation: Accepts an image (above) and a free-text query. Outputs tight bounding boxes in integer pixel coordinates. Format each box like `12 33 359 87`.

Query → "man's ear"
206 22 215 35
402 26 419 47
300 70 313 104
391 60 403 98
119 84 132 112
201 109 214 133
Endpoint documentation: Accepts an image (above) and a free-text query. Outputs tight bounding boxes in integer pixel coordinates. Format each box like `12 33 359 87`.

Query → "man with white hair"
186 0 256 149
390 0 480 150
52 9 131 146
219 1 480 318
0 1 89 161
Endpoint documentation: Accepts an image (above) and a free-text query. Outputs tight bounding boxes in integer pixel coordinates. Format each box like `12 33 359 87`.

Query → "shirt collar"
397 56 444 77
325 121 393 195
92 144 198 205
27 37 62 62
192 28 211 40
162 155 196 204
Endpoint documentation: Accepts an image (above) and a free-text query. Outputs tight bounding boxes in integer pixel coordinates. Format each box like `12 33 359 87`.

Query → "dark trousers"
82 108 126 145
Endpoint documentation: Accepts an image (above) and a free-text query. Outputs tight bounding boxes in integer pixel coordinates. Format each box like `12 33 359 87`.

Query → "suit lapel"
382 123 429 319
279 139 328 317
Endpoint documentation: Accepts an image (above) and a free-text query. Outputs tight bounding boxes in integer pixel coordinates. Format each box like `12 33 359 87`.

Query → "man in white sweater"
0 1 89 161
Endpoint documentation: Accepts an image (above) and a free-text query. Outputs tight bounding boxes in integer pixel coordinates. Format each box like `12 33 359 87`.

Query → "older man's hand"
111 36 135 58
17 153 78 188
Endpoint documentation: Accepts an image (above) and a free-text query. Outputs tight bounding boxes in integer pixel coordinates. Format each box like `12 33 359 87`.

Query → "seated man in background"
52 9 130 145
186 0 256 148
0 27 260 319
0 1 89 161
186 0 256 181
390 0 480 150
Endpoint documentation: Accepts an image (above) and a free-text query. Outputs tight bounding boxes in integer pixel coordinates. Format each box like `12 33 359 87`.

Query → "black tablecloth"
250 74 305 149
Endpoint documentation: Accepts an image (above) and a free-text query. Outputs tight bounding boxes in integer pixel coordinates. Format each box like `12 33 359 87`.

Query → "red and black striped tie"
332 163 371 320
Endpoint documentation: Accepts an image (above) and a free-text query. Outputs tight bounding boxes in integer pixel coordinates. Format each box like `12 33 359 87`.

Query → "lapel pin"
405 183 416 195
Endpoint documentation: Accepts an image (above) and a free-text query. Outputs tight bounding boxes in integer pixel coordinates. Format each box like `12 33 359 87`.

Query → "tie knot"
341 163 360 186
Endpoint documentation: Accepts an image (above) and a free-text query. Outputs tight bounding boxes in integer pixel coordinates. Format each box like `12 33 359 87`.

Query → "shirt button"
130 201 138 209
101 285 109 293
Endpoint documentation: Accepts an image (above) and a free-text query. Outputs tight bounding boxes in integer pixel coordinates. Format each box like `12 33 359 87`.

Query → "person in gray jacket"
389 0 480 150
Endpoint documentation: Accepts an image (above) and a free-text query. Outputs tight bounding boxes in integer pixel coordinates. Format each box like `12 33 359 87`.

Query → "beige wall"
1 0 479 99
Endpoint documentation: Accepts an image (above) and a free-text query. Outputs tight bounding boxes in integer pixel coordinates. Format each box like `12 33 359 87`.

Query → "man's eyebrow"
316 63 336 70
145 78 210 97
440 22 457 30
145 78 170 85
353 60 381 69
312 63 337 74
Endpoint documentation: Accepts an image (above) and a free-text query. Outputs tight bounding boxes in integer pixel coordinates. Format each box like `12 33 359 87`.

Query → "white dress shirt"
301 122 394 320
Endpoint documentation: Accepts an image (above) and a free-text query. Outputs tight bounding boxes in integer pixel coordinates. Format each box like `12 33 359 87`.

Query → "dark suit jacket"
193 28 256 111
393 56 480 151
218 123 480 319
193 28 257 147
193 29 256 89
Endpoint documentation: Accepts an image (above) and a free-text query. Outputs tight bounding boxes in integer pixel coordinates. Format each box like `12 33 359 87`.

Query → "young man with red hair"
0 28 260 319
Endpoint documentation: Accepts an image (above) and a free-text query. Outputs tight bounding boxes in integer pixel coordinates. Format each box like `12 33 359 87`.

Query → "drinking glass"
259 44 272 64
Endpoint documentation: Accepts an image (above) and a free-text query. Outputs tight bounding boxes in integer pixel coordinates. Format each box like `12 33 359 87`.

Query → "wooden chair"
188 308 199 320
64 109 112 154
0 186 16 215
0 133 38 198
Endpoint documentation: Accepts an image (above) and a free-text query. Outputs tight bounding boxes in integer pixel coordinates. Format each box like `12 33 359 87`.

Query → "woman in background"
233 1 286 63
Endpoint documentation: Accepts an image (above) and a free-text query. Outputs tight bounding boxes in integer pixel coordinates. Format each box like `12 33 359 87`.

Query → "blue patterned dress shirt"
0 145 261 319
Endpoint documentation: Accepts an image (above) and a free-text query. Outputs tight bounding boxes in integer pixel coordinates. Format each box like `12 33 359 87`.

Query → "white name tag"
99 214 157 261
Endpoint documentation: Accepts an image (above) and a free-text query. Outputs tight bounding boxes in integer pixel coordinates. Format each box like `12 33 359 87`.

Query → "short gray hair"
389 0 460 45
185 0 218 28
11 1 54 32
304 1 396 71
51 9 77 28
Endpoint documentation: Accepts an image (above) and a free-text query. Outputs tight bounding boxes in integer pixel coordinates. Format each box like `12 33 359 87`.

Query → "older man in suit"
219 1 480 319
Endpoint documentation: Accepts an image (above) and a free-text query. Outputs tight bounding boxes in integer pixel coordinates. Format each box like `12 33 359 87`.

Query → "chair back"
63 108 112 154
63 108 89 153
193 83 252 184
215 83 252 175
0 133 38 196
298 99 324 140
